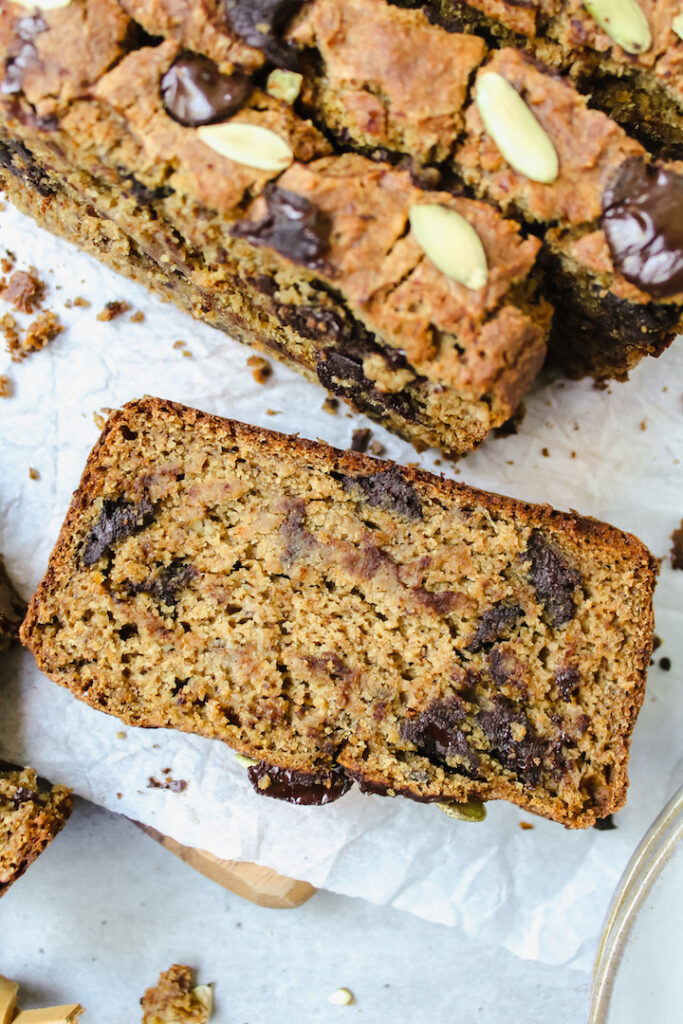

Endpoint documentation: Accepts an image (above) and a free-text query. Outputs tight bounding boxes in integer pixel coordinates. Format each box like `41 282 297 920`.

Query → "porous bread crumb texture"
0 765 72 897
141 965 211 1024
22 399 658 828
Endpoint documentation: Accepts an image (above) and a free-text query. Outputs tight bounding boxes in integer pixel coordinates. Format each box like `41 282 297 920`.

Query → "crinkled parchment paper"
0 203 681 970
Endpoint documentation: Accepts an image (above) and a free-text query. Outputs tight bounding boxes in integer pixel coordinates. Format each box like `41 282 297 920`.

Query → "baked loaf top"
22 398 657 827
0 763 72 897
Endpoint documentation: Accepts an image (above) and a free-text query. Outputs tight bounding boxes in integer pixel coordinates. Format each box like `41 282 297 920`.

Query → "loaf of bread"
21 398 657 827
1 0 680 457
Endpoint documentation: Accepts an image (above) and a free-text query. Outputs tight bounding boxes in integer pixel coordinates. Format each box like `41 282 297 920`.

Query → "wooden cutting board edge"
133 822 317 909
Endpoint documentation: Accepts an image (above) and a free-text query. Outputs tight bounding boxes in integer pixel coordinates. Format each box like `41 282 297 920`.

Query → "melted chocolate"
524 531 580 627
82 496 156 566
160 53 253 128
224 0 305 68
401 698 480 776
232 184 331 269
337 468 423 521
478 698 545 787
468 603 523 653
603 158 683 299
247 762 352 805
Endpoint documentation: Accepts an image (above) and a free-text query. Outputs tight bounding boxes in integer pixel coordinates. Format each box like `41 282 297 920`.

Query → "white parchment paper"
0 202 681 970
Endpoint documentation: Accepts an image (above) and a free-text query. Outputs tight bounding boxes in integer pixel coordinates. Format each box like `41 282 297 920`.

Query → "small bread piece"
21 398 657 828
0 765 72 897
0 557 26 652
141 965 212 1024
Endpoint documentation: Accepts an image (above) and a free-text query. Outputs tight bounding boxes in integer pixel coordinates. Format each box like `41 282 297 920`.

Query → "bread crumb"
23 310 62 356
173 339 187 349
322 396 339 415
1 268 45 313
1 312 21 357
129 309 145 323
73 296 90 308
1 252 15 274
181 348 193 358
93 411 107 431
0 374 13 397
147 775 188 793
116 731 126 739
368 440 385 457
519 821 534 831
266 409 280 416
247 354 272 384
541 447 550 457
28 466 39 480
96 299 129 321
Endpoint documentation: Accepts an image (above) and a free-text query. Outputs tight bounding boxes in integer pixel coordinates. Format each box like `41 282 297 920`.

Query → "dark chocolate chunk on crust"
247 762 352 804
337 467 423 520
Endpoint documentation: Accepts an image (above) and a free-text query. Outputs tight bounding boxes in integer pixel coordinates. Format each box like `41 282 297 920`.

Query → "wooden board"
134 823 316 909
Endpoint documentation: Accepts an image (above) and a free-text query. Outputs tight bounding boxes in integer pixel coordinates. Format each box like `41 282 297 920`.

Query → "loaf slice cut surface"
21 398 658 828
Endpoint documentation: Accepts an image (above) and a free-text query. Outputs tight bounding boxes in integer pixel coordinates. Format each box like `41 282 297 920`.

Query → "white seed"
584 0 652 55
436 800 487 822
475 71 559 184
197 122 293 172
192 985 213 1015
409 203 488 290
267 69 303 104
673 12 683 40
11 0 72 8
328 988 355 1006
234 753 259 768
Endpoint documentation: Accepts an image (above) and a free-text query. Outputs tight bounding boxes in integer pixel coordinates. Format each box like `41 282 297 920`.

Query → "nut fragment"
12 0 72 8
583 0 652 54
192 985 214 1015
436 799 487 822
475 72 559 184
328 988 355 1006
197 122 293 172
267 69 303 104
234 753 259 768
673 12 683 40
409 204 488 290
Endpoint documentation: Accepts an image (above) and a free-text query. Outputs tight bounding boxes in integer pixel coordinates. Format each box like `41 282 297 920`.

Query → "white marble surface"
1 798 589 1023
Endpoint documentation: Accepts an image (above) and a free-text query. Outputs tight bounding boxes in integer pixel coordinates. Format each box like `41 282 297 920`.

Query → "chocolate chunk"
524 531 581 627
232 184 331 270
279 498 316 563
555 664 581 699
401 698 479 775
224 0 305 68
280 305 345 342
316 348 421 426
338 468 423 521
82 495 156 566
0 138 54 197
124 175 173 207
478 698 545 786
468 603 523 653
350 428 371 453
603 158 683 300
247 762 352 805
129 560 197 606
593 814 617 831
671 521 683 571
160 53 253 127
11 786 40 806
489 648 527 693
